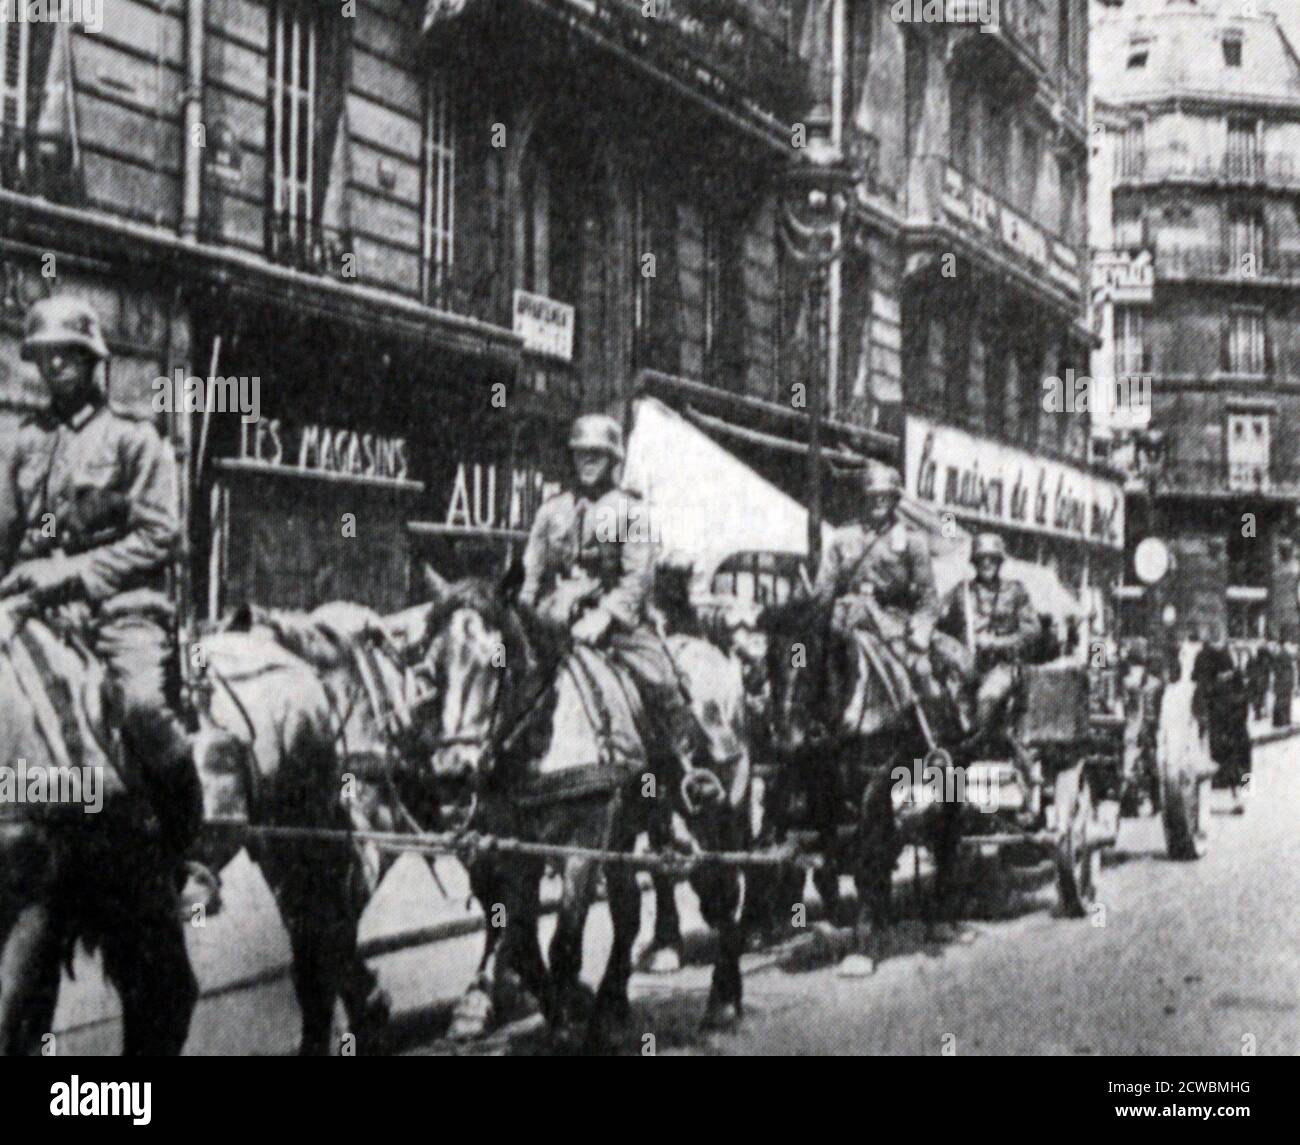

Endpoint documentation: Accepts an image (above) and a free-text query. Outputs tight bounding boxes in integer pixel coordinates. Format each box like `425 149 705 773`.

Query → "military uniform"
0 297 200 853
520 482 697 761
811 519 940 653
935 567 1037 737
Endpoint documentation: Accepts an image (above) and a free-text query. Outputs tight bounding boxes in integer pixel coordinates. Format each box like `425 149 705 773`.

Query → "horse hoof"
645 946 683 974
701 1001 742 1032
835 953 876 979
447 987 493 1042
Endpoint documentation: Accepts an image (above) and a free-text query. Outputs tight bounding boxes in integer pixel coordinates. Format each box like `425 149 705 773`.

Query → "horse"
202 601 444 1054
0 603 196 1055
422 570 752 1049
758 594 966 973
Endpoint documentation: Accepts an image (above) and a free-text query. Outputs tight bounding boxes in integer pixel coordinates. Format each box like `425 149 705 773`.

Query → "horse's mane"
226 602 380 670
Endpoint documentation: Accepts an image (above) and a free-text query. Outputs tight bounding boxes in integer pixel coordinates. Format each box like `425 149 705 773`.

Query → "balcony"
1115 148 1300 191
477 0 807 130
1157 245 1300 286
1154 461 1300 500
907 158 1085 305
265 217 355 278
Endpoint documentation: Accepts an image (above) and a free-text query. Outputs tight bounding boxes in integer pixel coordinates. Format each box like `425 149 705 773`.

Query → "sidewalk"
1249 712 1300 747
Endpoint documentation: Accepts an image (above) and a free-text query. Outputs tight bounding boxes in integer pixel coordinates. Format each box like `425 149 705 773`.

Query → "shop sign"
942 166 1082 296
905 415 1125 550
443 460 561 532
512 290 574 361
238 418 413 486
1092 250 1155 304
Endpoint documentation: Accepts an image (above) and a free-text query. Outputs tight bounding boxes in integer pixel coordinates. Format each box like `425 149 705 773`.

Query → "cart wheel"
1157 683 1212 861
1054 763 1100 919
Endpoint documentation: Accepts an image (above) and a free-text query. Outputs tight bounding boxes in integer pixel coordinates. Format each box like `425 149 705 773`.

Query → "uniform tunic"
811 518 939 647
937 577 1038 670
1 401 180 717
519 482 691 748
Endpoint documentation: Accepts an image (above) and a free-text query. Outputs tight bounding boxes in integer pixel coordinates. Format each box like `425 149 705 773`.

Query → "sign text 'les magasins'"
905 417 1125 549
239 418 411 485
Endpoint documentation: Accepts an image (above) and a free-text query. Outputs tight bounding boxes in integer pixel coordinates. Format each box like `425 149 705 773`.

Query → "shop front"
192 293 525 617
903 413 1126 637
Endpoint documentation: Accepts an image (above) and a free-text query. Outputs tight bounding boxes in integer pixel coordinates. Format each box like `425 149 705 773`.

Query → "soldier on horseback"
933 532 1038 744
810 465 944 707
0 296 205 880
519 413 702 772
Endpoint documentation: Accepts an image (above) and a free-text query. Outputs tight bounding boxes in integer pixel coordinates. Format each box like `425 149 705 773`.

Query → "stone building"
1091 0 1300 641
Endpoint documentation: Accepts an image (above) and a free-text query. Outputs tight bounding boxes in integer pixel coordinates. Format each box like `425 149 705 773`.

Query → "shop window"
421 69 456 305
1226 309 1267 376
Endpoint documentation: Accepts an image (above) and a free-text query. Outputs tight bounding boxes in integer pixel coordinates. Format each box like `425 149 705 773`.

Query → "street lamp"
778 139 858 564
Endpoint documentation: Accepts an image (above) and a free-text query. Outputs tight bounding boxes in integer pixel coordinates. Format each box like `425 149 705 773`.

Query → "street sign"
1135 537 1171 584
1092 250 1155 304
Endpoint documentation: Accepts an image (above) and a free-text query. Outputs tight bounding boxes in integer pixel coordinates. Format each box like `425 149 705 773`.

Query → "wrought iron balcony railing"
559 0 807 123
265 217 355 278
1157 245 1300 283
1152 460 1300 499
1116 148 1300 190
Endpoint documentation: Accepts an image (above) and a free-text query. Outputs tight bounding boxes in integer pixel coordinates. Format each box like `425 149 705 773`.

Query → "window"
422 70 456 302
1119 120 1145 178
1227 207 1263 274
1126 36 1151 70
924 318 946 408
1116 307 1147 376
1222 32 1243 69
1114 203 1145 249
632 186 678 372
702 207 744 389
1227 310 1266 376
267 1 319 250
0 18 30 133
1227 414 1269 491
1020 128 1041 214
988 104 1010 189
1226 118 1260 179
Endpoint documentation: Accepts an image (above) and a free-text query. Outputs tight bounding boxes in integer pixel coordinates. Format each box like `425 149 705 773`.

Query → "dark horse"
423 572 752 1049
758 595 965 972
0 606 196 1055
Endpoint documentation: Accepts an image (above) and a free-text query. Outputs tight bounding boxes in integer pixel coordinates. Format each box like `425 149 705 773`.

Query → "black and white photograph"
0 0 1293 1107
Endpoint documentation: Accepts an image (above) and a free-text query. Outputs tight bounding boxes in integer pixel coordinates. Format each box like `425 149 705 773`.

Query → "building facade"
879 0 1122 626
1091 0 1300 642
0 0 893 617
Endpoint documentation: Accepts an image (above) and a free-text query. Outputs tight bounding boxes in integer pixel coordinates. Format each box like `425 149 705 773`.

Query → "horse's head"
759 595 835 756
419 565 524 786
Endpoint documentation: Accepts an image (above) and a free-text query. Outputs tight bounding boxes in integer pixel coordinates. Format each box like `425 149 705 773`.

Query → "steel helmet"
21 295 111 362
862 465 903 497
972 532 1007 562
568 413 624 461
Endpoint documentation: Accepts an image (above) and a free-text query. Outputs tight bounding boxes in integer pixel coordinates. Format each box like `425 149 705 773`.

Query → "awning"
624 398 829 595
627 396 1084 619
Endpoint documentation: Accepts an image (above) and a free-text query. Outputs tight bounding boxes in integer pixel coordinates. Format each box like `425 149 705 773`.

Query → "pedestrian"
1273 639 1295 728
1191 630 1250 811
1248 641 1272 721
